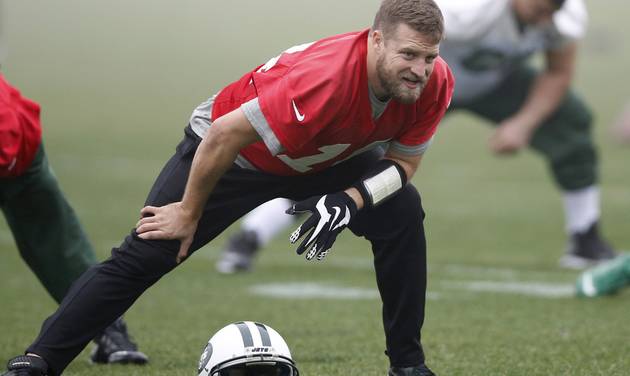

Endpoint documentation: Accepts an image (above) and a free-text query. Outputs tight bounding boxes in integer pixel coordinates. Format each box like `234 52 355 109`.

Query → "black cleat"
559 222 617 269
215 230 260 274
90 318 149 365
388 364 436 376
2 355 48 376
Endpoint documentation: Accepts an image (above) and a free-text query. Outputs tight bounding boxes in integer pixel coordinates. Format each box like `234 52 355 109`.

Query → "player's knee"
559 97 593 132
369 184 424 229
350 184 424 238
387 184 425 223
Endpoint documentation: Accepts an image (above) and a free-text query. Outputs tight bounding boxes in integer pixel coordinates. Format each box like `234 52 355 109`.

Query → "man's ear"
371 29 384 52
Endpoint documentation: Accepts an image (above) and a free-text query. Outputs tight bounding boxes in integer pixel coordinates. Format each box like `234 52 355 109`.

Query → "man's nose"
410 61 427 77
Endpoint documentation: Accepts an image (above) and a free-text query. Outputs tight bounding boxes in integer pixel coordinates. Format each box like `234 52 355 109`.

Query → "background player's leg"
216 198 296 274
459 65 615 267
1 144 149 365
1 145 97 303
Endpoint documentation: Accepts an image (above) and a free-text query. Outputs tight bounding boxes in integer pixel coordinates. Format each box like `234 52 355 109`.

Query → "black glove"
286 192 358 260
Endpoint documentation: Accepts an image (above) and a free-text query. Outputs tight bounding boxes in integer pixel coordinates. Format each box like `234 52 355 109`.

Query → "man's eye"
427 54 439 63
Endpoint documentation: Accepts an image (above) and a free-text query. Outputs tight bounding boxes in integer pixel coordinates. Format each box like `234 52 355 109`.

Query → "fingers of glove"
316 249 330 261
286 196 321 215
305 242 321 261
295 225 321 256
289 214 319 245
292 215 328 256
298 209 335 255
315 228 341 261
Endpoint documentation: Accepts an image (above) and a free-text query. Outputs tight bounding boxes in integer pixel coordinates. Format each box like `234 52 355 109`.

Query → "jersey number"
277 144 350 173
277 140 391 173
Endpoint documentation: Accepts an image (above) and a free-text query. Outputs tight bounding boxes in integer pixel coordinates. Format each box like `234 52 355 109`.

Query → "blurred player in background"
0 73 148 366
437 0 617 268
215 198 295 274
2 0 453 375
217 0 618 274
0 2 147 365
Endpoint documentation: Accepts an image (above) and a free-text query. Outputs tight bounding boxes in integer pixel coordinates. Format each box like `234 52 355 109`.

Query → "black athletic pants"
27 127 428 374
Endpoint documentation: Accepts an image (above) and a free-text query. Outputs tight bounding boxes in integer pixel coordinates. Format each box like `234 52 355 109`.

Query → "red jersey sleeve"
395 58 454 150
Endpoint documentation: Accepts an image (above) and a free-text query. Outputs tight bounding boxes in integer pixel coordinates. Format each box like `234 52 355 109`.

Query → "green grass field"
2 1 629 375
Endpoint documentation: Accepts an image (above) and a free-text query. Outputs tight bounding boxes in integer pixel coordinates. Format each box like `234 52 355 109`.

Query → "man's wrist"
344 187 365 211
179 201 203 222
512 108 544 132
351 159 407 209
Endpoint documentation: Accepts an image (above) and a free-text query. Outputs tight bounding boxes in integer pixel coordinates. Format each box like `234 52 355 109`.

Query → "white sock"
242 198 296 246
563 185 600 234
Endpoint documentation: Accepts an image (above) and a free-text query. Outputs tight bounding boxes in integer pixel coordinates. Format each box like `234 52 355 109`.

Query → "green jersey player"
436 0 616 268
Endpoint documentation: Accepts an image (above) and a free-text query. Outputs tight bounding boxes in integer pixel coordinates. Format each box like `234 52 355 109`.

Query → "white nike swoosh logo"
330 207 341 228
292 99 305 122
332 207 351 230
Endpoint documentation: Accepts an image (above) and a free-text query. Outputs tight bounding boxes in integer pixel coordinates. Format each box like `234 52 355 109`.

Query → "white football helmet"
198 321 300 376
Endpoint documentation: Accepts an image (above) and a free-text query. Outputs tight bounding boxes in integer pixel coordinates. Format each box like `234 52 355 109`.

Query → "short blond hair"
372 0 444 44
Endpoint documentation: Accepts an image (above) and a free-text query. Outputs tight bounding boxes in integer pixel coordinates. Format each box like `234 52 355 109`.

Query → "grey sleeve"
388 137 434 156
241 97 285 155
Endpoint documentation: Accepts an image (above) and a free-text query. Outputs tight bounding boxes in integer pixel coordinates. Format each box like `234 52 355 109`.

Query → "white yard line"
250 282 380 300
249 279 577 300
249 282 441 301
441 280 575 298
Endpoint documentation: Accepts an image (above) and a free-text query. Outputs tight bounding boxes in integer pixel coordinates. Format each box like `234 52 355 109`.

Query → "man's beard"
375 55 424 104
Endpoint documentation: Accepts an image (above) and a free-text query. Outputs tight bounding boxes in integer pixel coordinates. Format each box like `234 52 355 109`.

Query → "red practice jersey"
210 29 454 175
0 73 42 178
